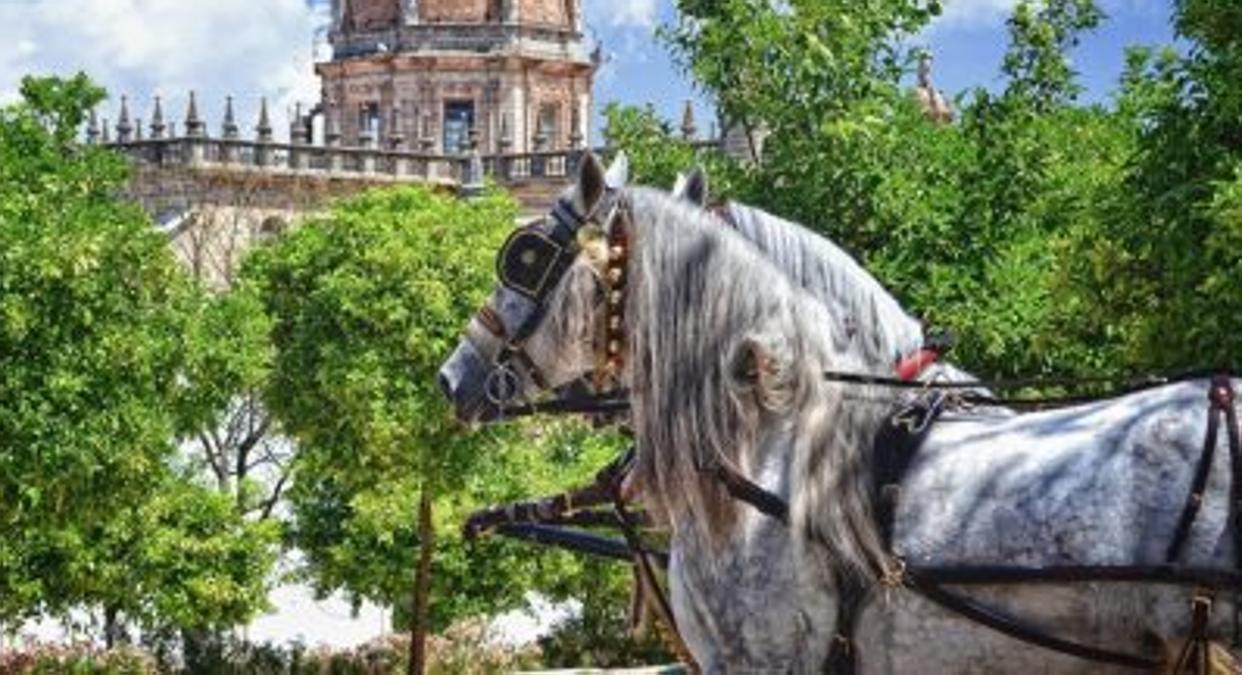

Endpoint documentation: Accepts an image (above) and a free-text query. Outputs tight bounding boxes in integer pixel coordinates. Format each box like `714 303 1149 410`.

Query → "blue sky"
0 0 1177 143
594 0 1177 135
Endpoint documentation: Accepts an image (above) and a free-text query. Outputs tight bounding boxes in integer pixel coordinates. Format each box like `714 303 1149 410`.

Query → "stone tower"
318 0 596 155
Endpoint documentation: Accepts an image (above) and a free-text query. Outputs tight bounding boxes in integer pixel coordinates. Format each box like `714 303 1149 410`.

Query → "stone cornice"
328 22 593 65
316 52 595 78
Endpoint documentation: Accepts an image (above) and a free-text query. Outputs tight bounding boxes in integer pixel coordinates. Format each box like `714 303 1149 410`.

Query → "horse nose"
437 368 455 401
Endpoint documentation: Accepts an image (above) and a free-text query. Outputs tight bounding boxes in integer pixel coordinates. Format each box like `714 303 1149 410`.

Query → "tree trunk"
408 490 435 675
103 605 119 649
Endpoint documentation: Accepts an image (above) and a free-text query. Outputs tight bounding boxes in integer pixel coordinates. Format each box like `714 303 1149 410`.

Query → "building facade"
317 0 597 155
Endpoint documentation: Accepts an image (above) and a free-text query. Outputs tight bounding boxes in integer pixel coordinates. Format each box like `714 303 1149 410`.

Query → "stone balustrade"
88 94 728 206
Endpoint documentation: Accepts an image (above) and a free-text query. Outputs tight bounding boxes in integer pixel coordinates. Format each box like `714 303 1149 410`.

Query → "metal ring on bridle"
485 363 522 406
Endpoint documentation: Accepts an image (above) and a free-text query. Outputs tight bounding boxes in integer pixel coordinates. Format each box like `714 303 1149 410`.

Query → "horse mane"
621 187 893 582
723 202 924 370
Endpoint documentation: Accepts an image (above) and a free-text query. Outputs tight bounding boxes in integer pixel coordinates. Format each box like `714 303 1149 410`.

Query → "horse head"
437 152 631 423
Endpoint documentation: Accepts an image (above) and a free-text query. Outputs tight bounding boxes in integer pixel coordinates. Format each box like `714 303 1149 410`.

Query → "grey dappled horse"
439 156 1242 673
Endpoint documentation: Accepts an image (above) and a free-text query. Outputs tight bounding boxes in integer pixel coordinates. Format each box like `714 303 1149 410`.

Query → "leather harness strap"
613 493 702 674
1167 376 1235 563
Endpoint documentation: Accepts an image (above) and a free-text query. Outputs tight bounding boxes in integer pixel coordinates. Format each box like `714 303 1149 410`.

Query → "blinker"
497 228 575 300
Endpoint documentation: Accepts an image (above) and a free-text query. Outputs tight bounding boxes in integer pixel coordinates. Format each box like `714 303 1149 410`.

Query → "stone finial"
150 96 166 139
325 111 341 147
914 51 954 125
681 100 697 140
185 91 205 138
532 113 549 151
222 96 240 139
498 113 512 150
256 97 273 142
86 108 100 145
290 102 307 144
134 117 144 141
116 95 134 143
917 52 933 89
168 121 177 137
101 119 111 144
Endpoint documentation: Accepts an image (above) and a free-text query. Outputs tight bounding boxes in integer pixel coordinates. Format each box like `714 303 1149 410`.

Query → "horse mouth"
454 392 503 425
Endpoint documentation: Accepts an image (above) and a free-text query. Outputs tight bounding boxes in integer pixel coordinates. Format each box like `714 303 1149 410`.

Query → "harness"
730 375 1242 674
475 372 1242 673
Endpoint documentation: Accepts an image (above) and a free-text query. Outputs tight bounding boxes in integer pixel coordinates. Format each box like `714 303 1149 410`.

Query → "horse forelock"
621 187 893 579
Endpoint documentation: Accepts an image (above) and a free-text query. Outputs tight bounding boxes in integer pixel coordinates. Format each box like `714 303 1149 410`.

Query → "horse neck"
723 203 921 367
724 203 983 385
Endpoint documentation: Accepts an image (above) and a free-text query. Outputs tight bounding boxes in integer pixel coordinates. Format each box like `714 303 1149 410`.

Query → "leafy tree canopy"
244 185 634 631
0 75 191 622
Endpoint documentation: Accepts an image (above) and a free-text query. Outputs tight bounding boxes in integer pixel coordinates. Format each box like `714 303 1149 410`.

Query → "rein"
499 368 1229 418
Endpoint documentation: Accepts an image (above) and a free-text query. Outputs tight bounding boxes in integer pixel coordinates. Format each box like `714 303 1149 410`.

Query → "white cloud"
585 0 658 29
0 0 327 137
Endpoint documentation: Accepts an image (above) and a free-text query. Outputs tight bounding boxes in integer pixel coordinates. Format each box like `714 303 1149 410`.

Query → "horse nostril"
437 371 454 400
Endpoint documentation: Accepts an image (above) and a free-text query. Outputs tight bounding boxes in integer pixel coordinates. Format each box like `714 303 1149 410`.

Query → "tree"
244 184 637 672
0 74 280 652
602 103 698 189
1057 0 1242 371
653 0 1178 380
0 74 188 624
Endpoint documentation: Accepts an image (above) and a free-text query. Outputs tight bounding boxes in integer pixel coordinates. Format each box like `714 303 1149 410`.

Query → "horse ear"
729 334 792 409
684 166 709 207
574 153 607 217
605 152 630 189
672 173 688 198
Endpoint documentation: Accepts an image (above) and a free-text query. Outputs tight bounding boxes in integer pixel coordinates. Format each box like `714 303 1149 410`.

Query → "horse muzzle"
438 340 504 422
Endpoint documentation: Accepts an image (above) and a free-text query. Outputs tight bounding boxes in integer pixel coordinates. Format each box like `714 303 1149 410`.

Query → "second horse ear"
605 152 630 190
574 153 607 218
684 166 709 207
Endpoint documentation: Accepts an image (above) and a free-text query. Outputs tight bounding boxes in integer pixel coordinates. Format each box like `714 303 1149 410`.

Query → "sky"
0 0 1177 146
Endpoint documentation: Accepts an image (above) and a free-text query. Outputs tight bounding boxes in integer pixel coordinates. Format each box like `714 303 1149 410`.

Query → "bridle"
471 192 632 411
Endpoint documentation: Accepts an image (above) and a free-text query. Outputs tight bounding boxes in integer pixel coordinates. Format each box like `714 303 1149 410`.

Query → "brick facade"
520 0 569 27
320 0 594 155
345 0 402 30
420 0 489 23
